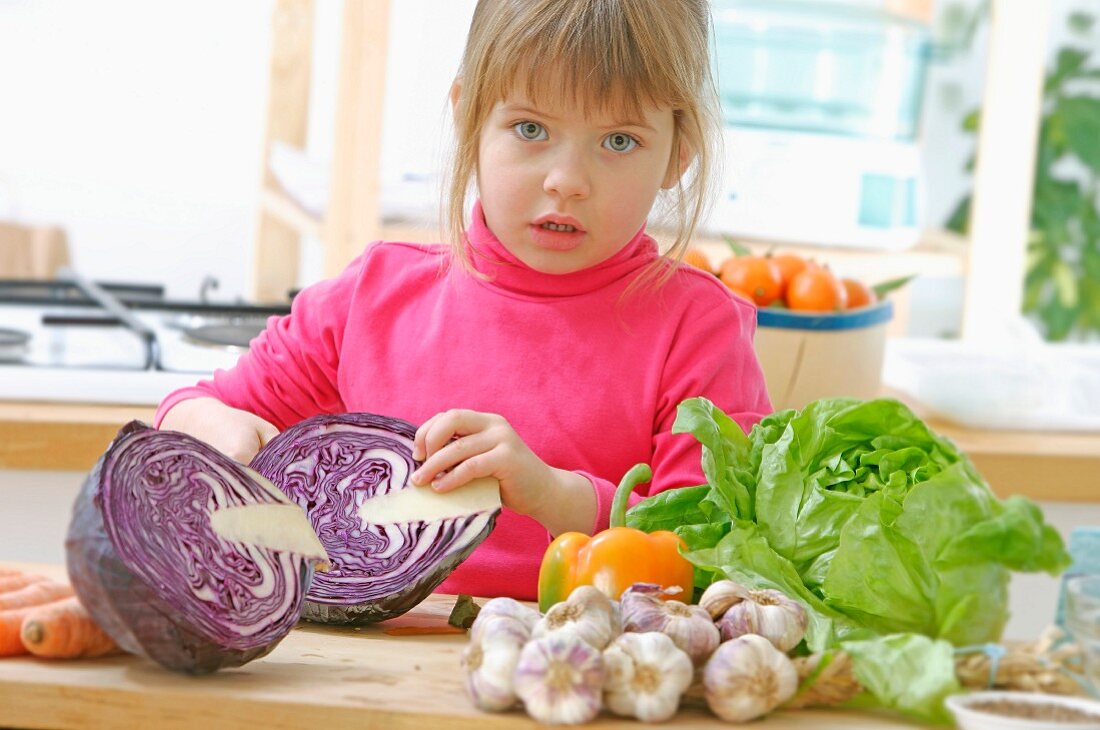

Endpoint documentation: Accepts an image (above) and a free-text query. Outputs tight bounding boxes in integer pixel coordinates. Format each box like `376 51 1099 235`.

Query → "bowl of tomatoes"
690 248 908 411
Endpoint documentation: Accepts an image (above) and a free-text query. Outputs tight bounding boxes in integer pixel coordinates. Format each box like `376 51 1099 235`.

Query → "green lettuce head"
628 397 1070 652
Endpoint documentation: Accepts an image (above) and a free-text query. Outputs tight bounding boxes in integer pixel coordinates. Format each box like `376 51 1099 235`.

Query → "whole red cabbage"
66 421 326 674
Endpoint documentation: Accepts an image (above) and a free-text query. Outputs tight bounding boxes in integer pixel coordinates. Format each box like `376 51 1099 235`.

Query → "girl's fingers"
411 412 446 461
414 410 487 465
429 446 497 493
411 431 492 487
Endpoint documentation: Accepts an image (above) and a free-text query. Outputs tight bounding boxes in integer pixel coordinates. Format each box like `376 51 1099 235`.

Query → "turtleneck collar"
461 200 659 299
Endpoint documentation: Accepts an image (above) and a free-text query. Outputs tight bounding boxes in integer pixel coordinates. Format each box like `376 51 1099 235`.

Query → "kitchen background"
2 0 1099 641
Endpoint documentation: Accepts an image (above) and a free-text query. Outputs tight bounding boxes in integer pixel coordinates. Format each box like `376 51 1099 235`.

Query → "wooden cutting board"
0 563 919 729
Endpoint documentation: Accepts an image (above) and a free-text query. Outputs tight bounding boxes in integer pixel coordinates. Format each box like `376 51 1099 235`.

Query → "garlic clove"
461 628 524 712
698 579 752 619
621 582 720 666
470 613 532 645
604 632 693 723
514 634 605 725
704 634 799 723
475 596 541 632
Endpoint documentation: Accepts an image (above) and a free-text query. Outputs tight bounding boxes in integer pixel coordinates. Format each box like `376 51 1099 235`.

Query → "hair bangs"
479 0 691 122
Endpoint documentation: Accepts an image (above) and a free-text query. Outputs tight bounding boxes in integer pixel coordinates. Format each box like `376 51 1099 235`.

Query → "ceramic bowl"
946 691 1100 730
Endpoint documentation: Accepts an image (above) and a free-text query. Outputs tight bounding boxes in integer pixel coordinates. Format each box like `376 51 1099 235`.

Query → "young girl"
157 0 772 600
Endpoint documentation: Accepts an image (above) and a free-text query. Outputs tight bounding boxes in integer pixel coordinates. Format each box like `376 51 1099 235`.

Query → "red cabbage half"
250 412 502 625
65 421 329 675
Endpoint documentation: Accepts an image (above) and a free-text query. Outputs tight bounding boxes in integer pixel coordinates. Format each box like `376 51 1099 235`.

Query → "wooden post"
323 0 389 279
252 0 315 303
961 0 1051 342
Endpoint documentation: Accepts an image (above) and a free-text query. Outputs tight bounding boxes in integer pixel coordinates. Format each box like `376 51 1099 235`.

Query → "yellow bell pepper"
537 463 695 612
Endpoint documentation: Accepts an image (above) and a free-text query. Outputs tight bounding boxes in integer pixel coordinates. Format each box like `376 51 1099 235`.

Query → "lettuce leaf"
841 634 960 724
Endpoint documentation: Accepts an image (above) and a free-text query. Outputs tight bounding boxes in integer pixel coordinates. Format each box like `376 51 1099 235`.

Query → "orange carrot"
382 625 467 636
20 597 120 659
0 581 73 611
0 573 48 594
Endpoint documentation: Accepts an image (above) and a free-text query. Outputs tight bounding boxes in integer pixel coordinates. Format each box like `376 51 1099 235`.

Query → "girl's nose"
543 147 590 200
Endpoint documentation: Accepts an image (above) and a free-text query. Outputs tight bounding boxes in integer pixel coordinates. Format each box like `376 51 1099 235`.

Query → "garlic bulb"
470 597 540 642
514 634 605 725
704 634 799 723
603 632 693 722
620 583 720 666
533 585 620 650
700 580 808 652
461 618 527 712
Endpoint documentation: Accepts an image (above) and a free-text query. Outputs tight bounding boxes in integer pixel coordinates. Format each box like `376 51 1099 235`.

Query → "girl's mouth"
529 223 585 251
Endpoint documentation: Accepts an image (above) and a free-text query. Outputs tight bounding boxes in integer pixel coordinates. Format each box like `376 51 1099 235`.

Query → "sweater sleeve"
645 292 772 499
576 288 772 533
154 250 369 430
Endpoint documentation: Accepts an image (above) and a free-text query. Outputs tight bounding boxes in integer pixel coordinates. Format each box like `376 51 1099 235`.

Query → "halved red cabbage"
250 412 501 625
65 421 328 675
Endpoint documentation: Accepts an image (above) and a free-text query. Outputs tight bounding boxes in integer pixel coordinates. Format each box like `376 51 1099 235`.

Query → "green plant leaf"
1069 11 1095 34
1061 96 1100 174
1053 261 1080 308
1047 48 1090 91
872 275 916 300
721 235 752 257
944 195 971 234
961 108 980 133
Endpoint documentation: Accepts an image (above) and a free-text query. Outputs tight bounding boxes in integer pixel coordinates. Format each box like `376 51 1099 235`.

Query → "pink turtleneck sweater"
154 204 772 600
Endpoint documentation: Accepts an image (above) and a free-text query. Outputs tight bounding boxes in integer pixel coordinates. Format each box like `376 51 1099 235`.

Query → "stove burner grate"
0 327 31 363
182 322 268 350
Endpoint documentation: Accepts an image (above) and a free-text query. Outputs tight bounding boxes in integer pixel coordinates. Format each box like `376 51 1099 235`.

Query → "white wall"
0 0 476 301
0 0 272 300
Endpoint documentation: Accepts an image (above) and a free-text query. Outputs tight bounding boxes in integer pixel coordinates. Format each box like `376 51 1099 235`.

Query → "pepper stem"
610 463 652 529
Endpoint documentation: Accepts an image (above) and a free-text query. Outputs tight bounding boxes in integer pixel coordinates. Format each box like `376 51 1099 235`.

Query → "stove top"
0 278 292 406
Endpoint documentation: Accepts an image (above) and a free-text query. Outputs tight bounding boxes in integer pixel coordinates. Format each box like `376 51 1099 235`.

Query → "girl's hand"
158 397 279 464
410 409 596 535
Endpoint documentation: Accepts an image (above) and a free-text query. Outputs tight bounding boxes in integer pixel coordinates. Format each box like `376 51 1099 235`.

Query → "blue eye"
514 121 547 141
603 133 638 153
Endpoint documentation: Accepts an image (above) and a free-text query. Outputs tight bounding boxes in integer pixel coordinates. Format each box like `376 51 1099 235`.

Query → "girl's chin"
513 248 588 275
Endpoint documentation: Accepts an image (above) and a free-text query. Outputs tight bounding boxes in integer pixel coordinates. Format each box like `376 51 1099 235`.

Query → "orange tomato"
787 266 848 312
681 248 713 274
770 253 809 296
719 256 783 306
841 278 875 309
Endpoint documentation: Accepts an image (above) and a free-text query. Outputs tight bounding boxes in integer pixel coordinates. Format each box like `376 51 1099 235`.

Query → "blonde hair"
445 0 721 284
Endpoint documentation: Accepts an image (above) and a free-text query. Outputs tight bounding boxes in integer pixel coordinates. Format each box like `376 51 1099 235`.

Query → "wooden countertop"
0 401 156 471
2 396 1098 502
0 563 918 730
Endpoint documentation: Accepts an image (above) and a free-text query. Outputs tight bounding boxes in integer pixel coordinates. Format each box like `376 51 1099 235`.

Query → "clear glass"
1065 575 1100 691
711 0 932 140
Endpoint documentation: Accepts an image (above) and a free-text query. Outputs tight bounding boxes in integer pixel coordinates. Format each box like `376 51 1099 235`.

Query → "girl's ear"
449 78 463 119
662 136 695 189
